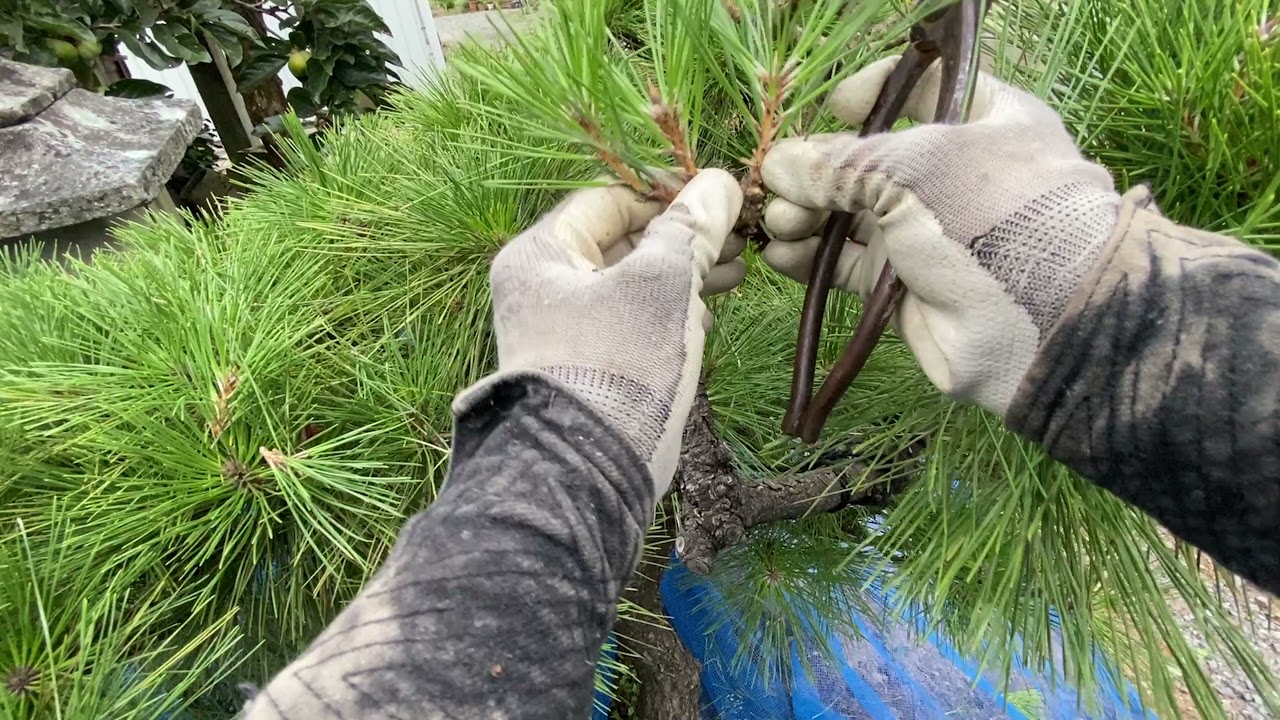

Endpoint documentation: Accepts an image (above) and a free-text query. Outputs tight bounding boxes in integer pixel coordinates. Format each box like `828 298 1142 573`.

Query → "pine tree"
0 0 1276 718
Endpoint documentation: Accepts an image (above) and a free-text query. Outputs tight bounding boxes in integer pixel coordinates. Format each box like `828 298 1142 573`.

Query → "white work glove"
761 56 1122 416
456 170 745 495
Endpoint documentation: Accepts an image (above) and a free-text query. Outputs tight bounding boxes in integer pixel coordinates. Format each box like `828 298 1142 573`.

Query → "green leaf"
14 44 59 68
303 57 330 102
136 2 160 26
318 51 346 75
235 50 288 92
26 16 97 45
105 0 133 14
105 78 173 99
311 32 334 60
201 8 259 39
204 24 244 68
324 82 354 108
0 16 26 52
81 0 108 19
119 32 183 70
285 86 319 117
352 35 398 63
311 2 389 35
186 0 221 14
261 34 291 54
151 23 212 64
333 60 389 90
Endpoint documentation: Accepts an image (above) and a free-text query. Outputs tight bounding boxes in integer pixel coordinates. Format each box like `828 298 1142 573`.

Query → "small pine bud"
4 665 39 698
781 58 800 82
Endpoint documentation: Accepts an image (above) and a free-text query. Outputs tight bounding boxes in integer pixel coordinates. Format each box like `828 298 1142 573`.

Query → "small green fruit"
45 38 79 67
288 49 312 78
78 37 103 62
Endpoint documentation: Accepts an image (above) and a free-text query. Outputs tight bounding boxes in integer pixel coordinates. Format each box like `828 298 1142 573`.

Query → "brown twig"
782 212 854 435
738 62 795 237
576 114 678 203
800 264 906 442
786 43 936 435
648 83 698 179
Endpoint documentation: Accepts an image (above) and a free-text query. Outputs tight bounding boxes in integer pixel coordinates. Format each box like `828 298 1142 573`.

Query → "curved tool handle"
783 211 854 435
786 0 984 440
799 264 906 442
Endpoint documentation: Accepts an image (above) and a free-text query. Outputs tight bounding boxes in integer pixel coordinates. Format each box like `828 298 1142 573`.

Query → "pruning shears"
783 0 987 443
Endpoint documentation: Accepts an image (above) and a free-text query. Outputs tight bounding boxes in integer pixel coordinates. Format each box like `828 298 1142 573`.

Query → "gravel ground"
1169 561 1280 719
433 8 541 50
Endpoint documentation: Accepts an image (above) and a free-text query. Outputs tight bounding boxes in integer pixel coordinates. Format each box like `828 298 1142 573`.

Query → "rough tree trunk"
676 384 903 576
96 42 129 87
233 5 289 126
616 499 702 720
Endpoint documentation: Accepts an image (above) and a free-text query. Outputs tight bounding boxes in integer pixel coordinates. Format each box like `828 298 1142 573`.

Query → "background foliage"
0 0 1277 718
0 0 398 120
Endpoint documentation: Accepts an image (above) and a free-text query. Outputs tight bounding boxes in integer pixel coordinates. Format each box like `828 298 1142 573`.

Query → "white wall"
118 0 444 122
367 0 446 85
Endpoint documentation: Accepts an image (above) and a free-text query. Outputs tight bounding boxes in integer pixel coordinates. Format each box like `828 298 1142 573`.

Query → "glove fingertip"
719 232 748 264
701 256 748 296
764 198 828 241
762 235 822 283
678 168 744 220
643 168 744 275
830 56 903 126
760 136 832 205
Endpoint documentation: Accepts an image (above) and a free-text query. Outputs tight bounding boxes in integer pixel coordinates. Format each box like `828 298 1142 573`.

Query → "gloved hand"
761 56 1122 416
456 170 744 495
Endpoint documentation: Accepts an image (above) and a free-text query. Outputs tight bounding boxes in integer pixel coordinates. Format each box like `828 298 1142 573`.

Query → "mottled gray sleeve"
1007 187 1280 594
244 375 655 720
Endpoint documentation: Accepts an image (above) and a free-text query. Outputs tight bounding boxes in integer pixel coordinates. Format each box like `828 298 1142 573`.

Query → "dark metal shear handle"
784 0 984 443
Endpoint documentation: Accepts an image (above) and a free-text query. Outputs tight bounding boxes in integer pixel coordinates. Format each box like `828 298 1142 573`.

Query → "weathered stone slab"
0 88 201 238
0 58 76 127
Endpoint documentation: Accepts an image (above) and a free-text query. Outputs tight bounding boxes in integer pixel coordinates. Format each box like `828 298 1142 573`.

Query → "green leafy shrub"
0 0 399 121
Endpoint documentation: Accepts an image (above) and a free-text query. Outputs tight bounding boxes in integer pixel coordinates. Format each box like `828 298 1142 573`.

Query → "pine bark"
676 383 905 576
617 499 702 720
233 5 289 126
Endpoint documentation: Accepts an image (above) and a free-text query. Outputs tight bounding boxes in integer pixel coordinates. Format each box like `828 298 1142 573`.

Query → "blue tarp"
628 557 1158 720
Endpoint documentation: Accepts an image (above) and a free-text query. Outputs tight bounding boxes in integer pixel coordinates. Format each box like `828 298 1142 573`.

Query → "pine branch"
647 83 698 179
574 114 661 199
737 62 794 236
675 382 902 576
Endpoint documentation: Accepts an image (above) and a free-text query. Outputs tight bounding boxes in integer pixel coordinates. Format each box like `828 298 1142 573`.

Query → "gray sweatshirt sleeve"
244 375 655 720
1007 186 1280 594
